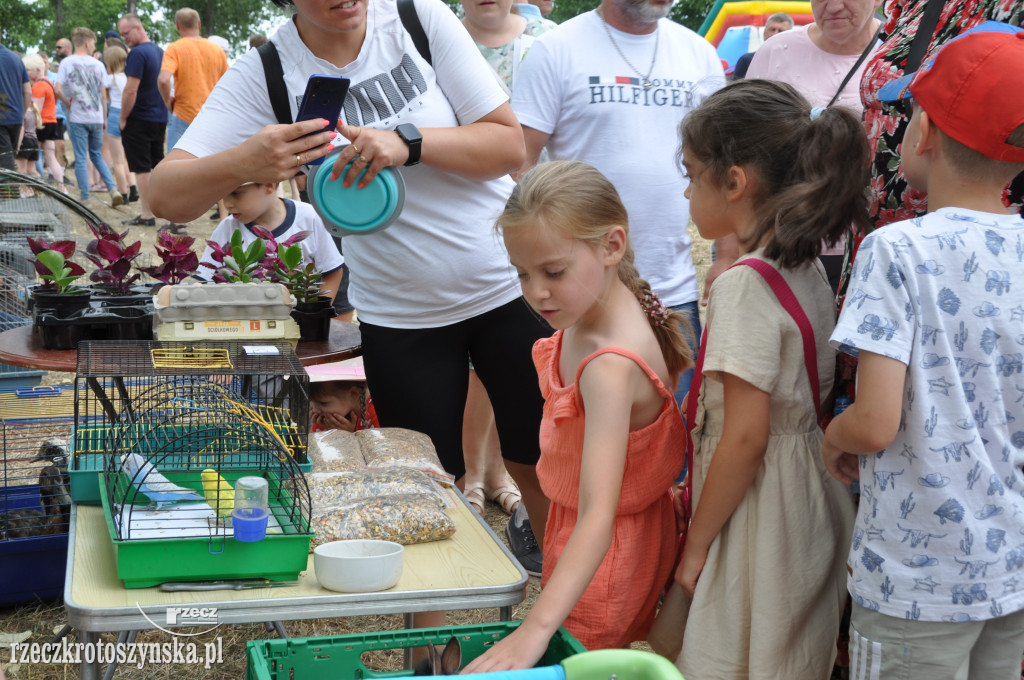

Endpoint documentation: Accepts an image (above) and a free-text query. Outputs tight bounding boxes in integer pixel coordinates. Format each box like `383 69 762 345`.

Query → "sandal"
463 482 486 516
486 481 521 516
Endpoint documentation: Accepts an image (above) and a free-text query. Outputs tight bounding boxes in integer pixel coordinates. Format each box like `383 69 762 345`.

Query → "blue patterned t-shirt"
832 207 1024 623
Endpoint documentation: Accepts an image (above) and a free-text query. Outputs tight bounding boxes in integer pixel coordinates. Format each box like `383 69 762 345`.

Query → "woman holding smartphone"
148 0 549 570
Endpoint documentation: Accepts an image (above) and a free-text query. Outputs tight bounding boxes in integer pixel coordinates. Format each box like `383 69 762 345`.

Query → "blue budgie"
120 453 203 507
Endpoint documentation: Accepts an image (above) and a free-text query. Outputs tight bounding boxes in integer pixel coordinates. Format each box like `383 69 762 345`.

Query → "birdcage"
0 260 47 388
71 340 311 504
100 383 312 588
0 169 73 246
0 390 74 604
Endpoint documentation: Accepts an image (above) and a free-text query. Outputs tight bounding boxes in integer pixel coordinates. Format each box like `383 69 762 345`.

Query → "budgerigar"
120 453 203 507
201 469 234 527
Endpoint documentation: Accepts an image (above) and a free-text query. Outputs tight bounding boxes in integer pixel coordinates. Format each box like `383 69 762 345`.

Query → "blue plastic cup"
232 506 269 542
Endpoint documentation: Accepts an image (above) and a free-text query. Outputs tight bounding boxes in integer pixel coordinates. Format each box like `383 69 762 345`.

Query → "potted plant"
140 231 200 287
83 223 146 304
271 241 333 341
200 230 267 283
27 237 91 318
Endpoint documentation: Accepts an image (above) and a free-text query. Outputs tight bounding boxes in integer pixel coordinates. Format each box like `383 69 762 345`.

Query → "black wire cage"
71 340 311 504
0 395 74 604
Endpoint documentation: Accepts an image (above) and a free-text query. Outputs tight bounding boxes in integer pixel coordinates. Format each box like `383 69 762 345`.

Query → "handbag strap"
826 23 881 108
683 259 822 501
737 259 821 420
905 0 946 75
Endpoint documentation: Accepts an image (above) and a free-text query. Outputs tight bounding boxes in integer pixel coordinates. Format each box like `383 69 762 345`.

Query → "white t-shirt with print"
57 55 107 125
511 11 725 307
196 199 343 281
178 0 520 328
832 208 1024 623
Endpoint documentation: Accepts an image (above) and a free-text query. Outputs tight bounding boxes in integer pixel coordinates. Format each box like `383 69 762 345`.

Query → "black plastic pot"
30 287 93 319
90 284 156 308
35 305 153 350
291 296 333 342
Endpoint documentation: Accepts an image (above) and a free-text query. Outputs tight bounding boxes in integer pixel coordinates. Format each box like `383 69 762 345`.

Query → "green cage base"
245 621 587 680
99 470 311 589
71 424 311 505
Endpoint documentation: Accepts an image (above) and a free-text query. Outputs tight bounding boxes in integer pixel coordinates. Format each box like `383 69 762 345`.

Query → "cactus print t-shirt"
832 208 1024 623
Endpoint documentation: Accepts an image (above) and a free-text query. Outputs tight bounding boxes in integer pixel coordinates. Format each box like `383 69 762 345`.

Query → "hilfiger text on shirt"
587 76 702 107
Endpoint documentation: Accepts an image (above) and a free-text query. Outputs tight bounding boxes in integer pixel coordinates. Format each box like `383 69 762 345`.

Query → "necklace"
598 9 659 90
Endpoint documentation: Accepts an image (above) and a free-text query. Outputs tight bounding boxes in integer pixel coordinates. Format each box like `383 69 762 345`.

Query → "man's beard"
619 0 671 25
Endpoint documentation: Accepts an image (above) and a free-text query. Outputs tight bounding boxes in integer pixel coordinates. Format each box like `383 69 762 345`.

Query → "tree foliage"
1 0 288 58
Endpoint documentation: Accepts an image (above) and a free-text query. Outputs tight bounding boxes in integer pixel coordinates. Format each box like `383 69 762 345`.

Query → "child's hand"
460 622 548 673
311 410 357 432
822 438 860 485
676 543 707 599
671 483 690 534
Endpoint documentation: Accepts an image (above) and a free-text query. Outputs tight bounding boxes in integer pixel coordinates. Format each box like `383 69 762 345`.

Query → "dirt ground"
0 165 713 678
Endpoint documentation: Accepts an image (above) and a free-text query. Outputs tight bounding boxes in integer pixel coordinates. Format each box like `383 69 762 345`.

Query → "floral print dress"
839 0 1024 307
474 15 553 93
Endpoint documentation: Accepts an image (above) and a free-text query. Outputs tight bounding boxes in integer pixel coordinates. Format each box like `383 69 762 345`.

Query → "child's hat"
305 356 365 383
878 21 1024 162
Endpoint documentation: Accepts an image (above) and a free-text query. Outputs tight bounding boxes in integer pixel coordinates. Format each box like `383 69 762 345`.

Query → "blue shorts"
106 107 121 138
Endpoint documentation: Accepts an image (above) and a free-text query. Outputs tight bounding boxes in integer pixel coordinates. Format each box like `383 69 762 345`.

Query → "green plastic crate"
246 621 587 680
100 469 312 588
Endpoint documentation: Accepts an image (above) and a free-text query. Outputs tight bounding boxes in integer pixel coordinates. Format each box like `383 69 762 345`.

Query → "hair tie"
640 291 669 327
810 106 827 121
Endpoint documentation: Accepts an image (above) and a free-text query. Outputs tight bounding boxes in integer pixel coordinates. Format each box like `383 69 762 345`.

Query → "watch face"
397 123 422 143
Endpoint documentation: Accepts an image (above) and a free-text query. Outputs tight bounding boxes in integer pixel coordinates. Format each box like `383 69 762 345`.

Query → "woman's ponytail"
680 79 871 270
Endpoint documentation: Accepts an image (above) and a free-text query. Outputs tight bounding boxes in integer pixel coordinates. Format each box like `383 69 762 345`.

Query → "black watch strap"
396 123 422 166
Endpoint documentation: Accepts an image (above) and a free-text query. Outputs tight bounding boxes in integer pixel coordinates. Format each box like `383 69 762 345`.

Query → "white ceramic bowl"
314 540 405 592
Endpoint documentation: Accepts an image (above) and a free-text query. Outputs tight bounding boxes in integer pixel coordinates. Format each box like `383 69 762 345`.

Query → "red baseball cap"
878 21 1024 162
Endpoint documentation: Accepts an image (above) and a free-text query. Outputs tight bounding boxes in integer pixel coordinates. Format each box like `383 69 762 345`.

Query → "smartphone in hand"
296 74 350 164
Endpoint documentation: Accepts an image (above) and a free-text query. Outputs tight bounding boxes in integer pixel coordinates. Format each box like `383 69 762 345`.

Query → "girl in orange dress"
464 160 691 671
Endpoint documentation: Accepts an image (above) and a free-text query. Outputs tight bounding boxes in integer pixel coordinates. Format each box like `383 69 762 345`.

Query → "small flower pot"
30 287 93 319
290 296 334 342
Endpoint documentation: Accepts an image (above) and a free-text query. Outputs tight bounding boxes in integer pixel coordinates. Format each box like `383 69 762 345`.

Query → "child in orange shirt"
464 161 691 669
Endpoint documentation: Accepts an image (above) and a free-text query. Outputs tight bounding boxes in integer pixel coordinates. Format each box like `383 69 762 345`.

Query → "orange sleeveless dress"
533 331 685 649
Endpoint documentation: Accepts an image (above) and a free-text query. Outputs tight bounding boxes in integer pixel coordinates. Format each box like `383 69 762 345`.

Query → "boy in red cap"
822 22 1024 679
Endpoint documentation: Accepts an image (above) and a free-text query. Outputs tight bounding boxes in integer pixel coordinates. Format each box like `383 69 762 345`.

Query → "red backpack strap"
734 259 821 422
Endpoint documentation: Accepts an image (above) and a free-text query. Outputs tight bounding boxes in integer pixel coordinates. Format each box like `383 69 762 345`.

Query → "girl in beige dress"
672 80 859 679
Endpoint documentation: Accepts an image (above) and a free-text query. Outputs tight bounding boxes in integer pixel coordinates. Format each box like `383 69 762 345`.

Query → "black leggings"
359 298 552 479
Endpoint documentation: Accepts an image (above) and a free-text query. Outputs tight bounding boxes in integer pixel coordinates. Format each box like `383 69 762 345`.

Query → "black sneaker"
128 185 139 203
122 215 156 227
160 223 188 235
505 503 542 577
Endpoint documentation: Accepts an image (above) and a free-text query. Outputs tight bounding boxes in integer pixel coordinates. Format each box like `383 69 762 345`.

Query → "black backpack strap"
398 0 432 66
257 41 293 125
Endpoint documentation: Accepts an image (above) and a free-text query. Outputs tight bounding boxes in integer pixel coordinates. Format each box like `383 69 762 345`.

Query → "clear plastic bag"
307 468 454 509
310 493 456 548
309 429 365 471
356 428 453 484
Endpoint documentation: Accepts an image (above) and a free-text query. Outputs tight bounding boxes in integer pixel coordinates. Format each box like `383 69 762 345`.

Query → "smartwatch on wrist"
395 123 422 166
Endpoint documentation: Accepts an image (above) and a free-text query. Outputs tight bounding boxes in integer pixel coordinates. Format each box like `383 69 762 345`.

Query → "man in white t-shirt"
512 0 725 403
55 27 121 206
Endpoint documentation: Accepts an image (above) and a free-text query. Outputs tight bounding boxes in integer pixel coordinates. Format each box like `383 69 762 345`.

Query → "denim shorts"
106 107 121 138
